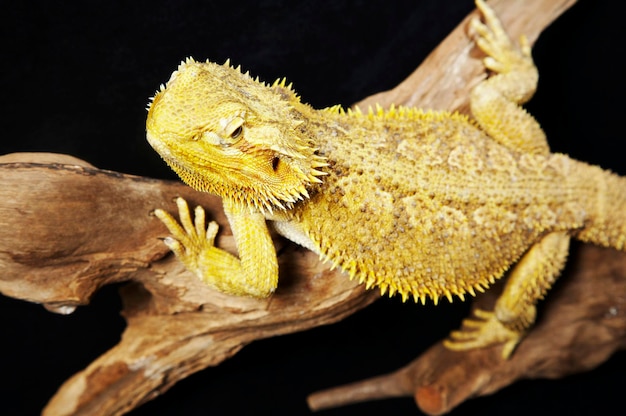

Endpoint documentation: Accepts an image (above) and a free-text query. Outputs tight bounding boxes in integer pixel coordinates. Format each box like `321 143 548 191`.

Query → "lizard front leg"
445 231 570 358
154 197 278 298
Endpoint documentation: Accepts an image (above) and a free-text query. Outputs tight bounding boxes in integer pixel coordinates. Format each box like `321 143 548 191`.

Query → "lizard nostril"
272 157 280 171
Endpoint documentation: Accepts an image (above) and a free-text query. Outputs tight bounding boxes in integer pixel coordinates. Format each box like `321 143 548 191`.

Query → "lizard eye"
230 125 243 139
220 115 245 143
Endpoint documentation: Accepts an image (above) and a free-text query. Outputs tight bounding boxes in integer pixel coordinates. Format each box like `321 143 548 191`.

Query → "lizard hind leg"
444 231 570 358
469 0 548 155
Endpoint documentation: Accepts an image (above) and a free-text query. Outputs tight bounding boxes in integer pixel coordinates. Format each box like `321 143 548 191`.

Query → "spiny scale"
323 102 473 125
336 248 495 304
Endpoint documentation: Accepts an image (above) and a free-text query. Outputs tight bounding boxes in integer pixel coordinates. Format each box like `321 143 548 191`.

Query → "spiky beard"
166 151 327 214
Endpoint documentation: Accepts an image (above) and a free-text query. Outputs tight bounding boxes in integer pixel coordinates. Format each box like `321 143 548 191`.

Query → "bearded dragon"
146 0 626 358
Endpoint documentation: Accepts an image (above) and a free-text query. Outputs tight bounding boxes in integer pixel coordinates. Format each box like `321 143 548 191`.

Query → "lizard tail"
575 165 626 251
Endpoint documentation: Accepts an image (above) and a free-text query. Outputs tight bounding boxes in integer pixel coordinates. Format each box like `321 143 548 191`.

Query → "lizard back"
276 107 590 302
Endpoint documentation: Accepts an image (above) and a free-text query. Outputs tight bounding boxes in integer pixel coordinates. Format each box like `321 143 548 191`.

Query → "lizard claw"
154 197 219 271
443 308 524 359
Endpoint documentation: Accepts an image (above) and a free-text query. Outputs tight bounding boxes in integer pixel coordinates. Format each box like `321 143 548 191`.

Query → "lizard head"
146 58 328 213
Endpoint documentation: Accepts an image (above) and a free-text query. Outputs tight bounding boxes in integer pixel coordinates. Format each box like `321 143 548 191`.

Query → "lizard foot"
154 197 218 275
472 0 532 75
443 308 524 359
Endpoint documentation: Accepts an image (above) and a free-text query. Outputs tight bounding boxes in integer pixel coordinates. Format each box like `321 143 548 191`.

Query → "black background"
2 1 625 415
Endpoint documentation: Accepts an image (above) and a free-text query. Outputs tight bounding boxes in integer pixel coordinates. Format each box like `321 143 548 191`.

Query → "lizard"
145 0 626 358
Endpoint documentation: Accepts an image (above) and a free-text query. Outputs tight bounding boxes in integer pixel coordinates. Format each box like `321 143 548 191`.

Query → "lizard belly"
272 220 321 254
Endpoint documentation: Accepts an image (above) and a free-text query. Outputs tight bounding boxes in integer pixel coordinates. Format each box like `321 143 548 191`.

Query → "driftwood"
1 0 624 415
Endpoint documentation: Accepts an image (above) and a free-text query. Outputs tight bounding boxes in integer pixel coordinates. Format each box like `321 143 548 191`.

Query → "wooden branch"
4 1 623 416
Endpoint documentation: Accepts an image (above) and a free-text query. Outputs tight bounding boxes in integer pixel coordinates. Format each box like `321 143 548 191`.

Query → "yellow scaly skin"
146 0 626 358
